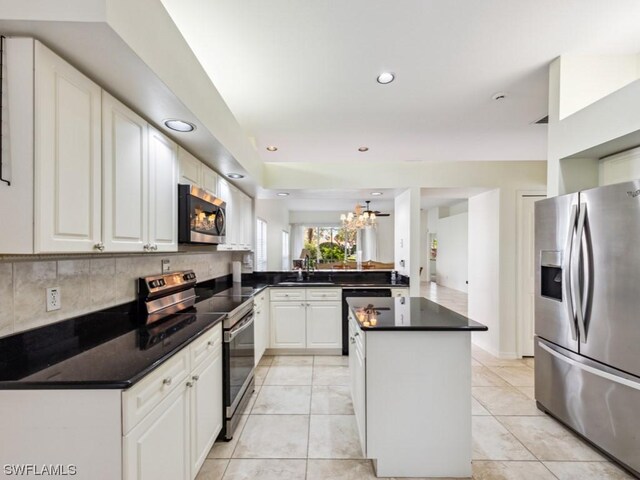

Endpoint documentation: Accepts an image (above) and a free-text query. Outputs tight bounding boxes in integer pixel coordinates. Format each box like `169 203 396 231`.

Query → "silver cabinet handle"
152 244 158 251
94 242 105 252
143 243 150 251
207 340 215 347
163 377 172 386
186 381 194 388
350 337 355 344
192 375 199 381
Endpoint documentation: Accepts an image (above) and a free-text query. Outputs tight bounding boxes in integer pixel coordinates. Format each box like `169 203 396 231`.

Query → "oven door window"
190 196 223 236
228 316 255 405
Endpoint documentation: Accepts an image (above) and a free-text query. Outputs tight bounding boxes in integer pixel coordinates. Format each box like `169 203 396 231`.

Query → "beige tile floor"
196 283 633 479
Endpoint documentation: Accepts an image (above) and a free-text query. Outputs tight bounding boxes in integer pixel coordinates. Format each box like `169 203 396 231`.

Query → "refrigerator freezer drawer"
535 338 640 476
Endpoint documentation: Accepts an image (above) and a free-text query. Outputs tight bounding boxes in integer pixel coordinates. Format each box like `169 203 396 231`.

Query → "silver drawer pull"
354 332 359 337
192 375 199 381
350 337 355 344
208 340 215 347
186 381 194 388
163 377 172 386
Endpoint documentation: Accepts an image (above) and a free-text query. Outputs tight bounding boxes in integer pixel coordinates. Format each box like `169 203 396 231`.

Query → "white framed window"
282 230 290 270
256 218 267 271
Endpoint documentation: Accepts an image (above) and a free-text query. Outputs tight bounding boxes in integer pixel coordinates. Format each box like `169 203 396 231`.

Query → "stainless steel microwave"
178 184 226 244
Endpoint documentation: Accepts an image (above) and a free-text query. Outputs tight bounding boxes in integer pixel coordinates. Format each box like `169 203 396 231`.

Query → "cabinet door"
178 147 202 186
148 127 178 252
306 301 342 349
217 177 234 249
254 293 270 365
123 383 190 480
354 344 367 456
201 165 218 197
270 302 306 348
190 345 223 477
34 42 102 253
102 92 148 252
241 193 253 249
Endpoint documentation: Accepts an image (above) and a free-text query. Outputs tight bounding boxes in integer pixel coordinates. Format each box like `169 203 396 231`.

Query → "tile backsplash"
0 251 241 338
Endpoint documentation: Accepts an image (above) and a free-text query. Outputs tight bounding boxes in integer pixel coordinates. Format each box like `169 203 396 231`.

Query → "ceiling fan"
357 200 390 217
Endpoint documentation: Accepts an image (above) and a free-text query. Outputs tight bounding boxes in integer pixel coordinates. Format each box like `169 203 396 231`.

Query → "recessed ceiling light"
491 92 507 101
226 173 244 179
266 146 278 152
276 192 289 197
164 119 196 132
371 192 383 196
377 72 395 84
358 147 369 152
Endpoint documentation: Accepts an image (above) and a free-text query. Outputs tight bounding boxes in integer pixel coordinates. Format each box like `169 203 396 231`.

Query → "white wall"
254 199 290 271
436 212 468 292
468 189 500 356
395 188 421 295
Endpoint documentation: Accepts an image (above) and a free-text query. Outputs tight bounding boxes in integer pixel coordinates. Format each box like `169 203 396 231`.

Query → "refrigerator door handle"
574 203 588 343
538 341 640 391
563 204 578 340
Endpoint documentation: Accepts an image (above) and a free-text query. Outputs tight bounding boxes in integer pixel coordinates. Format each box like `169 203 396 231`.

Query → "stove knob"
149 280 157 288
159 279 166 287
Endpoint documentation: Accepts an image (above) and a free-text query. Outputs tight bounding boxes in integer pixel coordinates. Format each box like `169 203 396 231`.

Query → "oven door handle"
225 314 255 343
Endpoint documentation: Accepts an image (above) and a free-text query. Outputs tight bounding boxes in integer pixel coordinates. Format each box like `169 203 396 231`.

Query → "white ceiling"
257 188 398 212
163 0 640 165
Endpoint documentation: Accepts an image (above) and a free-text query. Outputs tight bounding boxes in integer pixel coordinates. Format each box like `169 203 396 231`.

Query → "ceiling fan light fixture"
377 72 395 84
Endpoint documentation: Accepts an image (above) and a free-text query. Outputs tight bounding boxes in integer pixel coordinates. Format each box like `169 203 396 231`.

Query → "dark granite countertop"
0 272 409 390
347 297 488 331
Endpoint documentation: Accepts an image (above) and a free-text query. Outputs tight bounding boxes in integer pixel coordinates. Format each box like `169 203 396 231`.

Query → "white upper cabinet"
148 127 178 252
178 148 218 197
241 192 253 250
178 147 202 187
102 92 148 252
34 42 102 253
201 165 219 197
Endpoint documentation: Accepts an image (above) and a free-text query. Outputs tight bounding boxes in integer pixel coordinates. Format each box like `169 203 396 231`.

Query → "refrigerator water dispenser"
540 251 562 301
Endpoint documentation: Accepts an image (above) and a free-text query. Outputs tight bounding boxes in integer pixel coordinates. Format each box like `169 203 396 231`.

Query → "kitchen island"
346 296 487 478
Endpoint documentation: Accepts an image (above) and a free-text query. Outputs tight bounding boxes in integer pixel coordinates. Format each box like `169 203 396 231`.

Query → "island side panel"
0 389 122 480
366 330 472 478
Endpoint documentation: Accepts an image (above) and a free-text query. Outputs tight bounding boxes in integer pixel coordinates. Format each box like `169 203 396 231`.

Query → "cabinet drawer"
190 323 222 368
306 288 342 301
122 348 190 434
270 288 305 301
391 288 409 297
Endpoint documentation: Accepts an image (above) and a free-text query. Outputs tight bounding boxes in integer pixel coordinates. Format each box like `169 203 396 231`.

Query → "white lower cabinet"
307 302 342 348
190 343 223 476
123 382 191 480
269 289 342 350
254 291 270 365
270 302 307 348
123 324 223 480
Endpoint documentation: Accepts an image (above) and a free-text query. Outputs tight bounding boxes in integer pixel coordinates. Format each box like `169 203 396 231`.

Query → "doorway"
517 192 546 357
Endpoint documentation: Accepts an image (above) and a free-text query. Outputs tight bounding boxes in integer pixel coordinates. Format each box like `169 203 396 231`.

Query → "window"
256 218 267 271
282 230 290 270
301 225 356 265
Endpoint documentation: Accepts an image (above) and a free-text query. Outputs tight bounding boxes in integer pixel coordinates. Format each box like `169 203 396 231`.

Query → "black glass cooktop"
346 297 487 331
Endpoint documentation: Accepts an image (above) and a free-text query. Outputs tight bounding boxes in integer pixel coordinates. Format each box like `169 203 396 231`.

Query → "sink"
277 281 335 286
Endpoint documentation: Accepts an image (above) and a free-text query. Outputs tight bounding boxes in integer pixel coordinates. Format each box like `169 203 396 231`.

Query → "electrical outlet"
161 259 171 273
46 287 61 312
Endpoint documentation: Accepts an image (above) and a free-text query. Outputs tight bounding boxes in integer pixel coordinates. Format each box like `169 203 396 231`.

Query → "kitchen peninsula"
346 297 487 478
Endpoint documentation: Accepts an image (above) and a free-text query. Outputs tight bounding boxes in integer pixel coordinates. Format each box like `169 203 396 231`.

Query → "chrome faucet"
297 268 304 281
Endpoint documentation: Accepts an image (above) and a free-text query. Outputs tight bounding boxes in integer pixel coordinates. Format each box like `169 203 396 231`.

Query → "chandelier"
340 203 377 230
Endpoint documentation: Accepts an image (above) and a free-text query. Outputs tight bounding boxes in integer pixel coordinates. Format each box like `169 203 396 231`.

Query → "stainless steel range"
138 272 255 441
196 286 255 440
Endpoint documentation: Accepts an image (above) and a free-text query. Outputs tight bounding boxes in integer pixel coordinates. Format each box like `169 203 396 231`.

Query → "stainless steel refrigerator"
535 180 640 476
